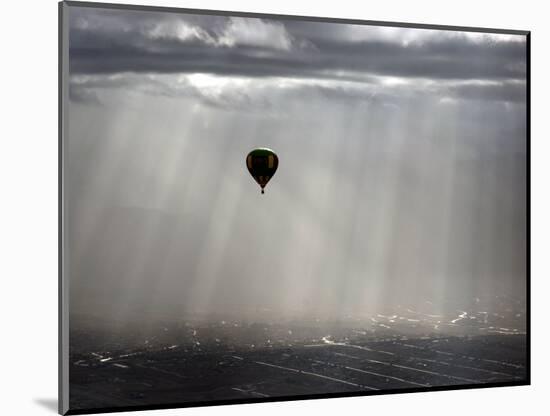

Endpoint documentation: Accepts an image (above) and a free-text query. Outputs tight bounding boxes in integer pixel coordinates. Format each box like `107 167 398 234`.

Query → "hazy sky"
66 6 527 323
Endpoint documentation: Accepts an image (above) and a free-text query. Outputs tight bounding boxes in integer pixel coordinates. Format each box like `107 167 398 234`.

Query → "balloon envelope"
246 148 278 194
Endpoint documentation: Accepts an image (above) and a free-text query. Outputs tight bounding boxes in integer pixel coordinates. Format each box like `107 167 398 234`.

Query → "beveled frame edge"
63 0 530 35
59 2 70 415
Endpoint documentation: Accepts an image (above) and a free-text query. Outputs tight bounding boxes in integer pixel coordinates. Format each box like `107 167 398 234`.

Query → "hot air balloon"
246 148 278 194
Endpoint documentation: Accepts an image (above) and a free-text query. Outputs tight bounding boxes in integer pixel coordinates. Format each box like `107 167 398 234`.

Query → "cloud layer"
68 7 527 108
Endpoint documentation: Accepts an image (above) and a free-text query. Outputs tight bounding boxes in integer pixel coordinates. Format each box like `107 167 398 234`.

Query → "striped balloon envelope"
246 148 278 194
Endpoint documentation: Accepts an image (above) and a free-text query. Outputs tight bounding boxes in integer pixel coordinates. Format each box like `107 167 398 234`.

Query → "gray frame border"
59 2 70 415
58 1 531 415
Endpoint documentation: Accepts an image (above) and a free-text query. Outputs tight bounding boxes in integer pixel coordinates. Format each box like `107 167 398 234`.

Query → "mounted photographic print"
59 1 530 414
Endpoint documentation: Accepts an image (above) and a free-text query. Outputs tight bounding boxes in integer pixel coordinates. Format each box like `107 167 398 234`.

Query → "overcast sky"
66 5 527 324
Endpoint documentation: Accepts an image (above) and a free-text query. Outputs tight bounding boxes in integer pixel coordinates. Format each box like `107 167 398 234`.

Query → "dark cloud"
69 83 101 104
68 6 527 83
444 81 526 103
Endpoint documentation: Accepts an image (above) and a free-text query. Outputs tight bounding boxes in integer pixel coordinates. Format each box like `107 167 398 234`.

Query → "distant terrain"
69 295 527 411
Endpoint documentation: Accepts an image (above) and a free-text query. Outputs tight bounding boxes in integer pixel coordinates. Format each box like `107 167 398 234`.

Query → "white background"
0 0 546 415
